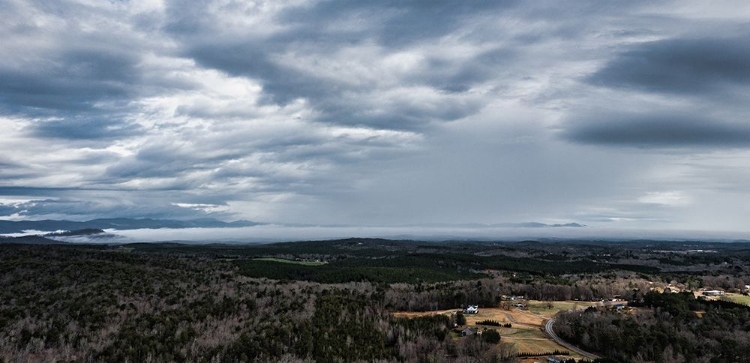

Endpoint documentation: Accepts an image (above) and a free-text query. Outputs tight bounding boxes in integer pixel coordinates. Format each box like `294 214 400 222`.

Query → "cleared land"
524 301 581 318
724 293 750 306
465 308 544 327
394 302 592 360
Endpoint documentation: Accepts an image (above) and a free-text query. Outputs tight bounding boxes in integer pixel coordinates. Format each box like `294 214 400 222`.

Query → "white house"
463 305 479 314
703 290 725 296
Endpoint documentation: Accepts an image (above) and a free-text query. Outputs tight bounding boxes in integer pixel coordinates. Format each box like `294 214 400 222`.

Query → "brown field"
502 327 565 354
391 309 456 319
465 308 544 327
393 303 592 360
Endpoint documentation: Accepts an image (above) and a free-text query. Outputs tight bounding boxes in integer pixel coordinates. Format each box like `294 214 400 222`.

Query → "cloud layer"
1 0 750 235
587 36 750 95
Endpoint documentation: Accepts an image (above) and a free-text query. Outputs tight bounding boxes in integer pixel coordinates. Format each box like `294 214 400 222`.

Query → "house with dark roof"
461 327 475 336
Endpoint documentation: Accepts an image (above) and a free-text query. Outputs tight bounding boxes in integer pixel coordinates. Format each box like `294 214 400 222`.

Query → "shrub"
482 329 501 344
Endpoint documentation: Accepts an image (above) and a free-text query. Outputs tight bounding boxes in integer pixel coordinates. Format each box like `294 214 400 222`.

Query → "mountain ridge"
0 218 262 234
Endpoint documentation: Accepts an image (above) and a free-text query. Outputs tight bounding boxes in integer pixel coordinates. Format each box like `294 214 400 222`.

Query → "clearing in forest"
393 303 588 360
724 293 750 306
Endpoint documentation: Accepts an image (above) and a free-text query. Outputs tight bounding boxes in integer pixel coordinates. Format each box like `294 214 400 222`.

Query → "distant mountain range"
0 218 262 234
492 222 585 228
0 235 66 245
407 222 586 228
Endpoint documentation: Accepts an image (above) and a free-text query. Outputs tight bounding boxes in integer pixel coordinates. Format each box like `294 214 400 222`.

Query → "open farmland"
394 304 589 360
524 301 582 318
724 293 750 306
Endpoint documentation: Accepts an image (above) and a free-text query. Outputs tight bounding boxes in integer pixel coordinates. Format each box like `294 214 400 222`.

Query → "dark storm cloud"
275 0 515 48
587 36 750 95
164 0 513 130
0 204 16 216
0 159 20 168
0 11 150 143
0 48 140 115
5 0 750 232
30 117 142 140
0 186 78 197
316 95 484 131
563 112 750 148
184 42 318 105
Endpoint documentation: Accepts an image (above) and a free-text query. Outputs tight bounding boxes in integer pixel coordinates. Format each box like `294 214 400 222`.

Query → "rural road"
545 317 599 360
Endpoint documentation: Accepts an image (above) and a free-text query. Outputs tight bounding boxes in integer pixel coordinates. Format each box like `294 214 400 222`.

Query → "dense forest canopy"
1 238 750 362
555 291 750 362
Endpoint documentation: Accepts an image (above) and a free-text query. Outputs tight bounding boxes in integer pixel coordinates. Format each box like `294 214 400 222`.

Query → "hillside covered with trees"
554 291 750 363
2 238 750 362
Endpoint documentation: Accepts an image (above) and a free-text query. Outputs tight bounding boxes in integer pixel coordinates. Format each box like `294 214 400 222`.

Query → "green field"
724 293 750 306
253 257 327 266
525 301 580 317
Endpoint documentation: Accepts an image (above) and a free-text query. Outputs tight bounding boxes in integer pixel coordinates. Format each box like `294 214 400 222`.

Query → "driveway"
544 317 599 360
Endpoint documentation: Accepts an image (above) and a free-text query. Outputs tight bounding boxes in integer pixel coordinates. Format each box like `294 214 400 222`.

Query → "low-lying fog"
27 225 750 244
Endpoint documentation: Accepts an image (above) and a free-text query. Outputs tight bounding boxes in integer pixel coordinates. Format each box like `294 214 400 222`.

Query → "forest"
554 291 750 362
1 238 750 362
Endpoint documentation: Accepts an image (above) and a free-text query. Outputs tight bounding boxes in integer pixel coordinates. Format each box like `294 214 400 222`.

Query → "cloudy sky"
2 0 750 236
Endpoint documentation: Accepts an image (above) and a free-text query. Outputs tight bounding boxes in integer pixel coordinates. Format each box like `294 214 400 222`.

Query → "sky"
1 0 750 236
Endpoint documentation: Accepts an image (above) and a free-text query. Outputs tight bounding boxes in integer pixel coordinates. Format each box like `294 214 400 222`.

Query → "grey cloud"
419 49 515 93
6 0 750 233
0 187 232 221
4 198 210 220
164 1 515 47
181 43 486 131
587 36 750 95
102 118 417 197
0 47 140 115
562 112 750 148
174 103 262 120
184 43 301 105
104 142 278 189
0 186 77 197
0 2 161 145
0 159 21 168
275 0 516 48
0 204 17 216
104 144 206 181
165 0 512 131
318 96 484 131
30 117 142 140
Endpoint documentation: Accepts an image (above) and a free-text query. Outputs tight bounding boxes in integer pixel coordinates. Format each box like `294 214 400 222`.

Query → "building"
463 305 479 314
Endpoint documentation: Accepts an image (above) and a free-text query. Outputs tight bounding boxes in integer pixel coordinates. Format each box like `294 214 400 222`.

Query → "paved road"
545 317 599 360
